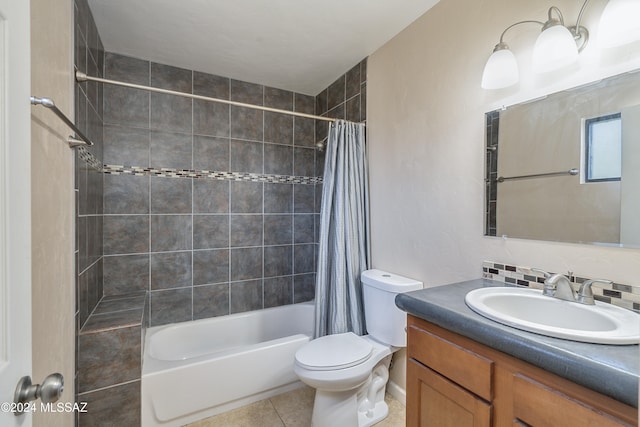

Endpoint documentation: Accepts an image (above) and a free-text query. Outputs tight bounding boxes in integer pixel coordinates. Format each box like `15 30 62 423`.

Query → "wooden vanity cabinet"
406 315 638 427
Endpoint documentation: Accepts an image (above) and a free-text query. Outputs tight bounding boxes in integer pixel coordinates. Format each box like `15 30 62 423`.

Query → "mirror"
485 70 640 248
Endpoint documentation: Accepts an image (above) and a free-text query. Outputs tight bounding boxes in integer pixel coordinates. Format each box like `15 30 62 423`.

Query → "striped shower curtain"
314 120 370 338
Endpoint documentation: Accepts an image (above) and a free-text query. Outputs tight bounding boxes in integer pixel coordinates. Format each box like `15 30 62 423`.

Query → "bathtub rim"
143 301 315 374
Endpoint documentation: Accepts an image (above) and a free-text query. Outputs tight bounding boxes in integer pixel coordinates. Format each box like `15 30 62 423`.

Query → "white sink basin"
465 287 640 345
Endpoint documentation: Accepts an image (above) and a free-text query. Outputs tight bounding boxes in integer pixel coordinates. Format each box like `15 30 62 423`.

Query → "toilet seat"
295 332 373 371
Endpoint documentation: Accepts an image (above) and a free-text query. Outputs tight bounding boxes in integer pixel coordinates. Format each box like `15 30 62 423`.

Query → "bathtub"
141 301 314 427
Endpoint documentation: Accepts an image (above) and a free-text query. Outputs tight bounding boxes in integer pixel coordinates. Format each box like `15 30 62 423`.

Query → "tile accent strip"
482 260 640 312
77 146 323 185
78 146 103 172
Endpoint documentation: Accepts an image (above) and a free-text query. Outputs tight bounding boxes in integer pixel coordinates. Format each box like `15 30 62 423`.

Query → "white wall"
367 0 640 392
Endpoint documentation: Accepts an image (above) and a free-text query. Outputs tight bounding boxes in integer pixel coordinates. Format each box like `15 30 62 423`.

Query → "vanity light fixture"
481 0 640 89
598 0 640 48
531 6 587 74
481 21 541 89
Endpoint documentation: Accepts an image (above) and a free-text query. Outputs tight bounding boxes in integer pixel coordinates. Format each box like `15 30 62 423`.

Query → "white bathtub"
141 302 314 427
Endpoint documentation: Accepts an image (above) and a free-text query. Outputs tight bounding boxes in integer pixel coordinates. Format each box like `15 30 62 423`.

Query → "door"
0 0 33 426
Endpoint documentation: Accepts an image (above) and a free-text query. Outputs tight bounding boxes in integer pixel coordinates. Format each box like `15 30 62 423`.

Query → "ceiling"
87 0 439 95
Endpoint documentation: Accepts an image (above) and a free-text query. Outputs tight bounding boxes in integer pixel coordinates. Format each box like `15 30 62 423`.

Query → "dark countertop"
395 278 639 408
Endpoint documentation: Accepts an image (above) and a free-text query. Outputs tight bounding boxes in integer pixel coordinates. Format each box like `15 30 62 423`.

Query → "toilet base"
357 400 389 427
309 355 392 427
311 389 359 427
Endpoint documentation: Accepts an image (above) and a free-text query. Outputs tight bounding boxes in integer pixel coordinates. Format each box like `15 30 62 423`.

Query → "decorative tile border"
482 261 640 312
77 147 323 185
78 146 104 172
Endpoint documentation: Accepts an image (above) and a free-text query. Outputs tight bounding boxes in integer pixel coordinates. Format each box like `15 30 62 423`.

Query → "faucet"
576 279 613 305
531 268 559 298
544 274 576 302
532 268 612 305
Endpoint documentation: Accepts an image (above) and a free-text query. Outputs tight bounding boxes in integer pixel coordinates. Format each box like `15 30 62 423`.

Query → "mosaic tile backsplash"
483 261 640 312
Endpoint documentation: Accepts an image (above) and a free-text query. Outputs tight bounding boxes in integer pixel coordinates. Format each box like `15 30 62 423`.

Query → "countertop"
395 278 640 408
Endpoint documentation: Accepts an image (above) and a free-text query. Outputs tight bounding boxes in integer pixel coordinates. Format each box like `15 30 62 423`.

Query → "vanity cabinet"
406 315 638 427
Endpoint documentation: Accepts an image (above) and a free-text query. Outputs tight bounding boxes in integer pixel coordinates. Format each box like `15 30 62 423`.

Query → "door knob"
13 373 64 415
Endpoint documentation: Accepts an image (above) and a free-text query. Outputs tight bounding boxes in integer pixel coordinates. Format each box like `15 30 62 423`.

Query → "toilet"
294 269 422 427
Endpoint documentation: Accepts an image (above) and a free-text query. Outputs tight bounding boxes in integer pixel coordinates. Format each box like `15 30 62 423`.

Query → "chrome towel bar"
30 96 93 148
497 168 579 183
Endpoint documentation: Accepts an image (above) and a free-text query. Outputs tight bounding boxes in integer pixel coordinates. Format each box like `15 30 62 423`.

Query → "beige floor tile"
271 386 315 427
186 386 405 427
185 399 284 427
376 393 406 427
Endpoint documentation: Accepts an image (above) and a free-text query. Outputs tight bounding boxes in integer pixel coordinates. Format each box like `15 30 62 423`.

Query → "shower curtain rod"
76 71 362 124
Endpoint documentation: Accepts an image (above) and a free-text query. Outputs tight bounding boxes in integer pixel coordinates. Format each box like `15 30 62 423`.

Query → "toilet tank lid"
361 269 423 293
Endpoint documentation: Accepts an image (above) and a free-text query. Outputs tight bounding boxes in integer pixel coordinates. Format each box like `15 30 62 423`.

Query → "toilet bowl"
294 269 422 427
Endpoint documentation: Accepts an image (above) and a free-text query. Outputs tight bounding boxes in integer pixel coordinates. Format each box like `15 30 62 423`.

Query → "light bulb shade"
481 48 519 89
532 24 579 73
598 0 640 48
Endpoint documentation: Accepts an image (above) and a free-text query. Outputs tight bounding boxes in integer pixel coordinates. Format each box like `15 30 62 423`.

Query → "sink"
465 287 640 345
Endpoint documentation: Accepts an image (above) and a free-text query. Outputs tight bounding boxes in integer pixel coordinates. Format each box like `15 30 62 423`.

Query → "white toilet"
294 269 422 427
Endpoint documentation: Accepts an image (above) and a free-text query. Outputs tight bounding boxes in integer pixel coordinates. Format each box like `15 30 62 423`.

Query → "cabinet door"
513 374 634 427
407 359 492 427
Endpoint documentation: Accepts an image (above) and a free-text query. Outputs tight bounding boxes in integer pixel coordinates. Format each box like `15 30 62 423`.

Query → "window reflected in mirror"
584 113 622 183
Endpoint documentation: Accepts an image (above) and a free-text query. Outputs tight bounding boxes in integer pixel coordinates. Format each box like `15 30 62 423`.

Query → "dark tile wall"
102 53 322 326
77 294 146 427
315 58 367 139
485 110 499 236
74 0 107 425
79 380 141 426
75 0 104 329
314 59 368 216
74 0 104 414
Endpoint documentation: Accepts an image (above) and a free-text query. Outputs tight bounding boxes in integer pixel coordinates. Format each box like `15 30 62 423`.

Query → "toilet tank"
361 269 423 347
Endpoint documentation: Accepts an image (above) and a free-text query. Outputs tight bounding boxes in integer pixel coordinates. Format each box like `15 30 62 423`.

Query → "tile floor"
186 385 405 427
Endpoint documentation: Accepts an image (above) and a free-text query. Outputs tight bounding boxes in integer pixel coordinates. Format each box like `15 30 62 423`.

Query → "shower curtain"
314 120 370 338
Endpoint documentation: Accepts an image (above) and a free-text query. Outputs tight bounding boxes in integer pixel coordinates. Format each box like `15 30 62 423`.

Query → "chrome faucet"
544 273 576 302
532 268 612 305
576 279 613 305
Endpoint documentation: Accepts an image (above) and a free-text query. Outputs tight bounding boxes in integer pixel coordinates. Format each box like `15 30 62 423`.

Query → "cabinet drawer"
513 374 634 427
408 324 493 401
407 359 492 427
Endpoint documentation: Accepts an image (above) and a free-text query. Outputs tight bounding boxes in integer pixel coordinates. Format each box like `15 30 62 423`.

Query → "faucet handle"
531 268 555 296
577 279 612 305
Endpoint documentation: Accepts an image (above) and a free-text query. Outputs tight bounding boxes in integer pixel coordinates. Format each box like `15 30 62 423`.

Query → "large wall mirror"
484 70 640 248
